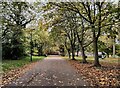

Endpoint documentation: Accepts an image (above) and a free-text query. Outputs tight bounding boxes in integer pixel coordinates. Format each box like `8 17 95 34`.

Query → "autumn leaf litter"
68 60 120 87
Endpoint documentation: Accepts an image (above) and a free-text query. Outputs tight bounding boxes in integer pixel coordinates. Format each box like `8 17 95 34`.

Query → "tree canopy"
1 1 119 67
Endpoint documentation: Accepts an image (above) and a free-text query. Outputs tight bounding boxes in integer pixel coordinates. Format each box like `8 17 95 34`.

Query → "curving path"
5 55 89 87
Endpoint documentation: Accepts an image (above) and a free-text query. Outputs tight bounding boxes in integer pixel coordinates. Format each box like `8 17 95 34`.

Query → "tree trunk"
113 38 115 58
80 44 87 63
64 40 71 59
38 47 41 56
71 45 75 60
68 49 71 59
38 45 43 56
93 37 101 67
66 48 71 59
76 50 79 57
76 30 87 63
107 53 109 58
71 50 75 60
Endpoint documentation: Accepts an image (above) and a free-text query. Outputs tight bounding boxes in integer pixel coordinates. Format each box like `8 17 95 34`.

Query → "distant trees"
33 27 50 56
23 19 51 56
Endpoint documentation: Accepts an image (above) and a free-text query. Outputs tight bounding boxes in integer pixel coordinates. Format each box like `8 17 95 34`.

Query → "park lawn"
76 56 119 64
100 57 119 63
64 56 119 64
2 56 45 72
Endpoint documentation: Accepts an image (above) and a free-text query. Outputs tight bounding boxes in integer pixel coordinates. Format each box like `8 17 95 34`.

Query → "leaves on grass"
68 60 120 87
2 61 39 86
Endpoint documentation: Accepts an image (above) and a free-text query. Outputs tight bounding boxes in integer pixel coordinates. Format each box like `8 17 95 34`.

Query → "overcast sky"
25 0 119 3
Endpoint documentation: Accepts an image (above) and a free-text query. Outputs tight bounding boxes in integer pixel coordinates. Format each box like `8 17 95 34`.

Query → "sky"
1 0 119 4
24 0 119 3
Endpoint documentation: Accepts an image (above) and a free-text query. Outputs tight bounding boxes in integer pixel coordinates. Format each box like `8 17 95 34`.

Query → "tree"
42 4 77 60
50 18 77 60
2 2 34 59
75 18 93 63
49 1 118 66
41 1 119 65
42 2 92 62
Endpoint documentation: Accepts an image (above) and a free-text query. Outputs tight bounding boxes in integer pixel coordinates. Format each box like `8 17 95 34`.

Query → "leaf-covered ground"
1 56 119 87
1 56 45 87
2 56 89 87
68 60 120 87
2 61 40 87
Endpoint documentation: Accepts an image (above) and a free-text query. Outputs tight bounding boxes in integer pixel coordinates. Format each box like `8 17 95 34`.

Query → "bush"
2 40 25 60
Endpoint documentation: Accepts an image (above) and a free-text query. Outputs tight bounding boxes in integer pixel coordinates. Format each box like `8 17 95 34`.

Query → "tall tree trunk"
76 50 79 57
76 29 87 63
64 39 71 59
80 44 87 63
65 48 71 59
71 45 75 60
107 53 109 58
68 49 71 59
91 23 101 67
113 37 115 58
93 36 101 67
71 50 75 60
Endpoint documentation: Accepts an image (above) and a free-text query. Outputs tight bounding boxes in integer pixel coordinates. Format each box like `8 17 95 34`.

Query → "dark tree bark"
66 49 71 59
68 49 71 59
93 3 102 67
107 53 109 58
93 39 101 67
65 48 70 58
64 37 71 59
38 48 41 56
93 29 101 67
76 50 79 57
71 31 76 60
65 25 76 60
76 23 88 63
80 43 87 63
37 45 43 56
71 44 75 60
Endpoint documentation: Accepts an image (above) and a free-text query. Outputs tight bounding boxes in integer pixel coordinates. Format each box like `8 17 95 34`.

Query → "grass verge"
2 56 45 72
63 56 119 64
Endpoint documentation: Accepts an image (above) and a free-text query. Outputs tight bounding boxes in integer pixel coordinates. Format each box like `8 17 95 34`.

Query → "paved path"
6 55 89 86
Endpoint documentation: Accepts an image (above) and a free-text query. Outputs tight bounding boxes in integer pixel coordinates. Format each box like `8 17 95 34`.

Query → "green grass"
64 56 119 63
2 56 45 72
100 57 119 63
